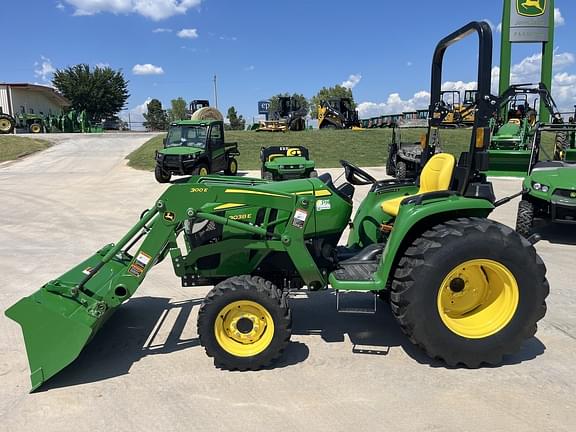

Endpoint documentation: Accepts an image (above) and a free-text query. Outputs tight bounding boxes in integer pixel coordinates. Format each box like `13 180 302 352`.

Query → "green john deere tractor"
486 83 561 177
260 146 318 181
6 22 549 391
154 110 240 183
516 121 576 237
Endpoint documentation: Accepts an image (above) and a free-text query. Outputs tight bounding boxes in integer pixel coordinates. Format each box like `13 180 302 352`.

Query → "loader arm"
6 178 329 391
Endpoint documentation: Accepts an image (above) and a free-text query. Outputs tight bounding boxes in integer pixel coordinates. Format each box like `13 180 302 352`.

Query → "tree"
52 64 129 121
168 97 187 122
268 93 309 119
143 99 168 131
310 85 356 118
227 106 246 130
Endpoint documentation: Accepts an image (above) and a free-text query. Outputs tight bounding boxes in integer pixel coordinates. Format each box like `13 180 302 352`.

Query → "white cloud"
63 0 202 21
177 28 198 39
34 56 56 82
244 65 255 72
95 62 110 68
152 28 172 33
406 61 413 67
132 63 164 75
554 8 565 27
357 91 430 118
56 2 65 10
341 73 362 90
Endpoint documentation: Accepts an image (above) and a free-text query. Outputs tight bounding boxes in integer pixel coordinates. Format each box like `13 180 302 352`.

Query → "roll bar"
427 21 496 195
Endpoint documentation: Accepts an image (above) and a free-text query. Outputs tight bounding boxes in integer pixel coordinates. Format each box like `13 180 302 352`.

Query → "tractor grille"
163 155 181 165
553 189 576 200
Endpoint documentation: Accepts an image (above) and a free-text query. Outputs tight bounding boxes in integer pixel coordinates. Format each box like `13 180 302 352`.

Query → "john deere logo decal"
517 0 546 17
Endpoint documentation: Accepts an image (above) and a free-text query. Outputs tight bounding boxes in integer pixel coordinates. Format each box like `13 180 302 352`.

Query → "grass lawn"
126 128 558 172
0 135 52 162
127 128 475 171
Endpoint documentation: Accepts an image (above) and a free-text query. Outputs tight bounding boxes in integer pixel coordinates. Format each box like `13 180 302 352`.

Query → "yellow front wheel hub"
230 160 237 174
199 167 209 176
214 300 275 357
437 259 519 339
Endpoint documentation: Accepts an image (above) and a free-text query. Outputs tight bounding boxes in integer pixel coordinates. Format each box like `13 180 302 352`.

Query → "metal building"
0 83 70 118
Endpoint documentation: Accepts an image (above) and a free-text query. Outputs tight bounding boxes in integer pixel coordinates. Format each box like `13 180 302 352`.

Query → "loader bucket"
5 245 133 391
486 149 531 177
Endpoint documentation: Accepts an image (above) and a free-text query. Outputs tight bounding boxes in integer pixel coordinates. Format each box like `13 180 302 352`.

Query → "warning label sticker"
292 209 308 229
129 263 144 278
135 252 152 268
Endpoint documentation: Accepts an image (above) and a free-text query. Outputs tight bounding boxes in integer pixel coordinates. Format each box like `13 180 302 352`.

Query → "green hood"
159 146 203 156
529 166 576 191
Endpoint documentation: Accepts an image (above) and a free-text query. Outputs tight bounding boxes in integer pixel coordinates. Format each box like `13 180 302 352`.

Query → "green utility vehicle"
6 22 549 391
260 146 317 181
516 122 576 237
386 127 434 180
154 119 240 183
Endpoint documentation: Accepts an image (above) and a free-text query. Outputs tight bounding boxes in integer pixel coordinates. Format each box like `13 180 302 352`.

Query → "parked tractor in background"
439 90 477 127
260 146 317 180
318 98 360 129
154 108 239 183
258 97 307 132
486 83 562 177
188 100 210 118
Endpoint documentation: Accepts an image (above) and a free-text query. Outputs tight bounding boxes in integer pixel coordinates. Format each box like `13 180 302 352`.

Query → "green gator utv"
515 121 576 237
260 146 318 181
154 116 240 183
6 22 549 392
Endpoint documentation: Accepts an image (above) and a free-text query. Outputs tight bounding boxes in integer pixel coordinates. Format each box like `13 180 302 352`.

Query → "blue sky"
2 0 575 124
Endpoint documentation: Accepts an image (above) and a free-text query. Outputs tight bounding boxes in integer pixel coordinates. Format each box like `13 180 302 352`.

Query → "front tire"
516 200 535 238
154 165 171 183
390 217 548 367
193 163 210 176
0 114 15 134
29 123 42 134
198 275 291 370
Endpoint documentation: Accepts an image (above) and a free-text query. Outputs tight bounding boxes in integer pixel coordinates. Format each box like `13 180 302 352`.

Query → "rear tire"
395 161 407 180
0 114 15 134
516 200 535 238
198 275 291 370
154 165 171 183
390 217 548 367
224 158 238 176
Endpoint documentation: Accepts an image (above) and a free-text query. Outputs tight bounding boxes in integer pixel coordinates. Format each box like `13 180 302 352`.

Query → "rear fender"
375 195 494 287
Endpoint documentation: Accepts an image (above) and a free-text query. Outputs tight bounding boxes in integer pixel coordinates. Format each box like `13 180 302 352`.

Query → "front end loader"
7 22 549 391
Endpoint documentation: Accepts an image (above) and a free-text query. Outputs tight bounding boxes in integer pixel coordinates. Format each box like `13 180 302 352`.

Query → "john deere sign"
510 0 551 42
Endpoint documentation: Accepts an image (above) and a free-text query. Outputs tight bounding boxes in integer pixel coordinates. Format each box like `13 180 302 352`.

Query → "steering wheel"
340 160 377 185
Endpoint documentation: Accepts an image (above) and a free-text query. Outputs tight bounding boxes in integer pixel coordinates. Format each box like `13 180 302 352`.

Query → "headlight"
532 182 549 193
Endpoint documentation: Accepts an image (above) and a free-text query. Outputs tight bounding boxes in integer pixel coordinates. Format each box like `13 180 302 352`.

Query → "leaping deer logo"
521 0 544 13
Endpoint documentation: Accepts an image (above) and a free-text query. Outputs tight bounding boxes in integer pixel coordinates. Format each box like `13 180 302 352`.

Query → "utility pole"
213 75 219 109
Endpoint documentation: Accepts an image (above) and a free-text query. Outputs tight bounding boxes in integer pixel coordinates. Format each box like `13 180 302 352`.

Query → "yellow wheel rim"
199 167 208 176
31 124 41 133
0 119 11 131
437 259 519 339
214 300 275 357
230 160 237 174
